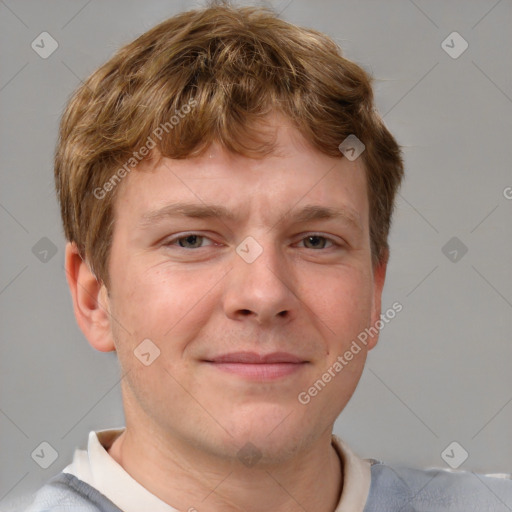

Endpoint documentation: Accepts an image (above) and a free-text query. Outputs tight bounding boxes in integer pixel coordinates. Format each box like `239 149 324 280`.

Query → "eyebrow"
138 202 362 231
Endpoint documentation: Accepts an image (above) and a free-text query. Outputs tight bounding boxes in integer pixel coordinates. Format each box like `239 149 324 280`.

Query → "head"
61 3 404 463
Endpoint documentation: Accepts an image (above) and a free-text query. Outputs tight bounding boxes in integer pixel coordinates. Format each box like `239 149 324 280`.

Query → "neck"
107 427 343 512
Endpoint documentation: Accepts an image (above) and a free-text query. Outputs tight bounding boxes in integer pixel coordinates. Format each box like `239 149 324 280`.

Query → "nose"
222 235 298 326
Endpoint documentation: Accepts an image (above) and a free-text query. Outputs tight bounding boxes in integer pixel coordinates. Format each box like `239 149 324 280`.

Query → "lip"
204 352 308 380
207 351 306 364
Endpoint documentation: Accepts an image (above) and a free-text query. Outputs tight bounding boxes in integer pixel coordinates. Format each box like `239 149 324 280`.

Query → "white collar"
63 427 371 512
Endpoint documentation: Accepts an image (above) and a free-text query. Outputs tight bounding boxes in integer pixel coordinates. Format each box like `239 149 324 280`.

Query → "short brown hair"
55 2 404 287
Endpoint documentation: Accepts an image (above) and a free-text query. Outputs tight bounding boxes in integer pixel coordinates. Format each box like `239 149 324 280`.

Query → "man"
21 2 512 511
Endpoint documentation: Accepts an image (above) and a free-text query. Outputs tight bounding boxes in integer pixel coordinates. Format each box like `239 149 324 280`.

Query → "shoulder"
364 462 512 511
15 472 122 512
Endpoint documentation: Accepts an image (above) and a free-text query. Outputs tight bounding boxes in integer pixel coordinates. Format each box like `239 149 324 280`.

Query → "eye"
163 233 341 251
165 234 214 249
297 234 338 250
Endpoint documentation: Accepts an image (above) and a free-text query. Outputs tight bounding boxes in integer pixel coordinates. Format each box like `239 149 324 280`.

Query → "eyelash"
163 233 342 250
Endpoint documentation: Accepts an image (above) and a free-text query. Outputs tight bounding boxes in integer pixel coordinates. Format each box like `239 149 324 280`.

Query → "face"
98 115 386 464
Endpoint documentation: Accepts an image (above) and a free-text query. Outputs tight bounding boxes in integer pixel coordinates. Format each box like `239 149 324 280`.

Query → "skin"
66 114 387 512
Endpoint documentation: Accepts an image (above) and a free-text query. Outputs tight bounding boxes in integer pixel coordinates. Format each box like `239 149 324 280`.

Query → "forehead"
113 118 369 230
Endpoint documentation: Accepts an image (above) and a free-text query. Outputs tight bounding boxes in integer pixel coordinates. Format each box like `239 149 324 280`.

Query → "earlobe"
367 252 388 351
64 242 116 352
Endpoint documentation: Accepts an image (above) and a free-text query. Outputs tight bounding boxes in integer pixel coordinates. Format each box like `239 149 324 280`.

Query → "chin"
223 412 315 459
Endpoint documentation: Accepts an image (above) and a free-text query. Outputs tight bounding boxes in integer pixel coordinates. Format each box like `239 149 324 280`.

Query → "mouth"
203 352 309 380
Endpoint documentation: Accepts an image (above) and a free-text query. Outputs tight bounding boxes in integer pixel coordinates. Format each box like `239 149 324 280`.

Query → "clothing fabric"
12 427 512 511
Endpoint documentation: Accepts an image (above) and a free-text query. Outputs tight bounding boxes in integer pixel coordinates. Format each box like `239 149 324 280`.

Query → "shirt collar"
63 428 371 512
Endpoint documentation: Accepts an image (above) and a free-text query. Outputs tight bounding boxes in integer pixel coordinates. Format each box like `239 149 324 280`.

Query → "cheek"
109 262 215 356
304 271 373 418
303 264 374 345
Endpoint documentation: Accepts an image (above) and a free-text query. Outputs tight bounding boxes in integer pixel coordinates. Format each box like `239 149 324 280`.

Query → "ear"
366 250 388 351
64 242 116 352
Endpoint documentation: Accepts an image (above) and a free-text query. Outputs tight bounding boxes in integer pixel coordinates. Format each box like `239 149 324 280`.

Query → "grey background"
1 0 511 507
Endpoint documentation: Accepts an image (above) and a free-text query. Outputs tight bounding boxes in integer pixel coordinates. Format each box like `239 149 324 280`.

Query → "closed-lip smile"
204 352 308 380
207 351 307 364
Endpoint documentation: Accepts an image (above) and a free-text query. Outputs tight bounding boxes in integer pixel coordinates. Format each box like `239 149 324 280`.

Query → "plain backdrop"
1 0 511 507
